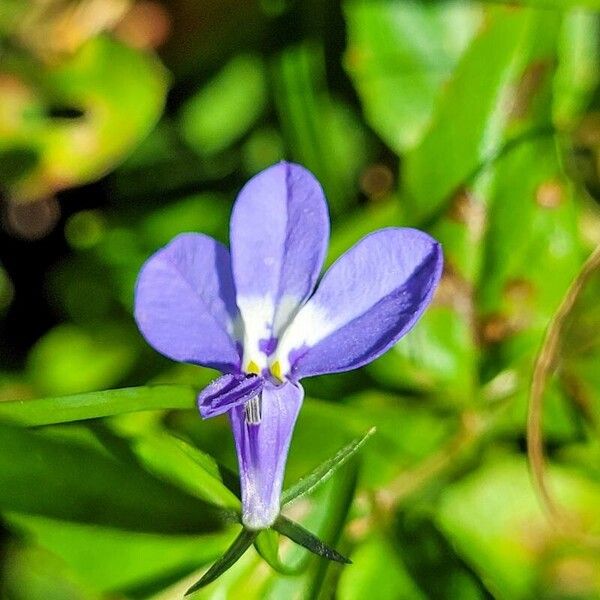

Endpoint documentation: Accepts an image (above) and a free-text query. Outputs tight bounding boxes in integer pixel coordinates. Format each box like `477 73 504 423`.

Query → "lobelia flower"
134 162 443 530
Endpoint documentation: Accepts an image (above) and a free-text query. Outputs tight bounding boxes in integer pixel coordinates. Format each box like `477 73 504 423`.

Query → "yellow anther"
270 360 283 382
246 360 261 375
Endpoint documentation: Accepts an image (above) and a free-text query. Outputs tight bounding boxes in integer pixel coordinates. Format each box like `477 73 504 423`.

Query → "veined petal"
198 373 264 419
229 380 303 529
134 233 241 372
230 162 329 372
275 228 443 378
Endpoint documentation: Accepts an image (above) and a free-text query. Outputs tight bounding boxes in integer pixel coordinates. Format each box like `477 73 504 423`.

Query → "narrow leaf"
170 435 241 503
272 516 351 564
131 432 242 511
185 528 258 594
306 457 359 596
282 427 375 505
0 385 197 426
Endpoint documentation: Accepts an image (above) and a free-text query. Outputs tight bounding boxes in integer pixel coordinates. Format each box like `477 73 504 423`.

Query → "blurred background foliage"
1 0 600 598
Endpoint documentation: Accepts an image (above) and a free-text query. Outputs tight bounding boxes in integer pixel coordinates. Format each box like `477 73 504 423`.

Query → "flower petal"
197 373 264 419
276 228 443 378
229 380 303 529
230 162 329 371
134 233 241 372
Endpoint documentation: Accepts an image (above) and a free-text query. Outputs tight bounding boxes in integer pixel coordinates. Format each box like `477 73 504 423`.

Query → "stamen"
246 360 261 375
244 394 262 425
270 360 283 382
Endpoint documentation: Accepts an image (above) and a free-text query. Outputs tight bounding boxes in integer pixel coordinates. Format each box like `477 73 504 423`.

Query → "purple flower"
134 162 443 530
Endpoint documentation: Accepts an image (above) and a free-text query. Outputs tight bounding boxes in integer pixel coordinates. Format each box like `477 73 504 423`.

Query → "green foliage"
179 55 268 157
437 455 600 598
344 0 481 153
185 529 258 594
0 385 197 426
2 0 600 598
0 36 168 202
282 427 375 504
4 514 232 596
0 422 226 533
403 6 560 223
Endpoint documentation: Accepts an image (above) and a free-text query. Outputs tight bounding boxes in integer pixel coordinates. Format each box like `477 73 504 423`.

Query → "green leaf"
436 455 600 598
185 529 258 595
271 42 373 213
484 0 600 7
367 305 477 405
140 193 230 248
384 5 575 416
554 10 600 128
254 529 305 576
129 432 241 511
0 384 196 426
183 460 360 597
338 534 426 600
4 512 232 595
1 35 168 201
303 456 359 598
325 198 401 266
0 421 223 533
0 2 28 37
403 6 560 223
272 516 351 565
476 134 583 432
478 138 582 322
392 513 491 600
179 54 267 156
281 427 375 505
26 323 138 396
344 0 481 152
291 396 451 490
1 542 97 600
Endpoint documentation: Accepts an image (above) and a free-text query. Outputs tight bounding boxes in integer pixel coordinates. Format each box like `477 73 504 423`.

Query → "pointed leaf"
272 516 351 564
0 385 197 426
184 528 258 595
282 427 375 505
130 432 242 511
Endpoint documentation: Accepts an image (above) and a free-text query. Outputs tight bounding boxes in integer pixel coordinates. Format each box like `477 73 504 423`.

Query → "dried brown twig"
527 243 600 545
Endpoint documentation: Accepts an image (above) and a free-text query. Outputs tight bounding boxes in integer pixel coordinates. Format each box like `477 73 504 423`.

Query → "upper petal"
230 162 330 371
275 228 443 378
134 233 241 372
